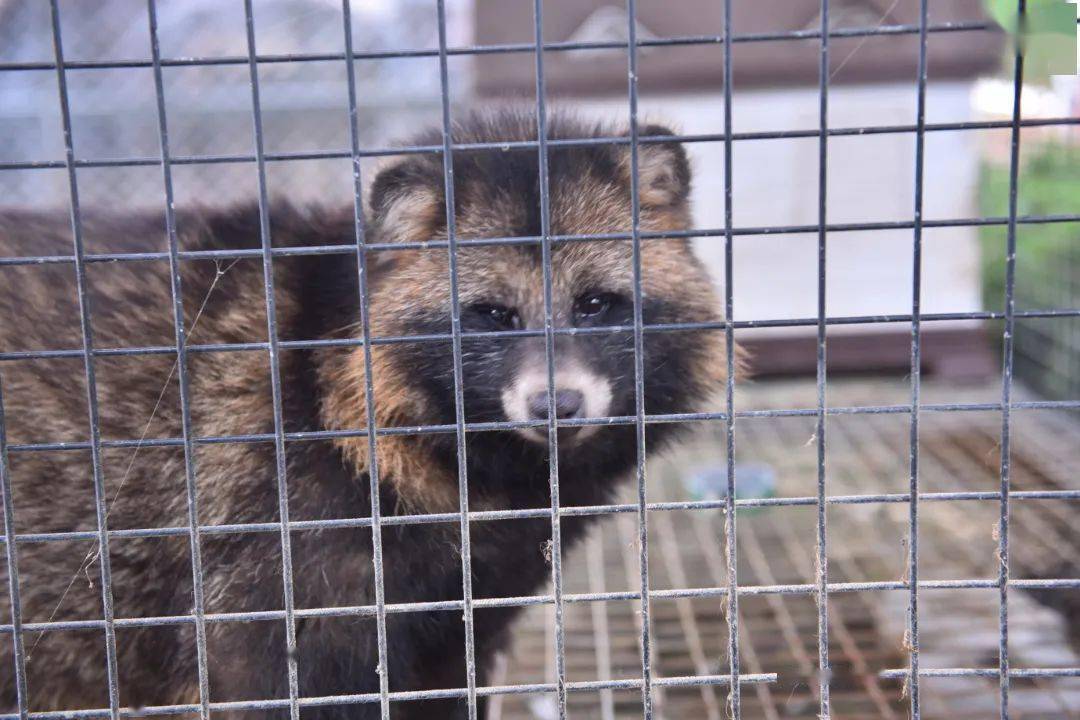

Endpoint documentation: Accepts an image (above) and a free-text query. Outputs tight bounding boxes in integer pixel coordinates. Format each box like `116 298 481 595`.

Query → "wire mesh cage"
0 1 1078 719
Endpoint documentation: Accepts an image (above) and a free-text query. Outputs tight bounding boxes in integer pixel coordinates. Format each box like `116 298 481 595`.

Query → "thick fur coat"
0 111 727 719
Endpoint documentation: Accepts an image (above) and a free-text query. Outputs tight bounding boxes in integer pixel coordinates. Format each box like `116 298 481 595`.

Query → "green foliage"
982 0 1077 83
979 143 1080 399
979 142 1080 311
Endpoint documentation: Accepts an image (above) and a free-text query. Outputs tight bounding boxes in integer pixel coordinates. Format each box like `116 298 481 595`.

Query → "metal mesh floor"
489 376 1080 719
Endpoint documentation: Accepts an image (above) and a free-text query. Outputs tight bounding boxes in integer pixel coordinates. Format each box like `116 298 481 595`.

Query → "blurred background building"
3 0 1076 382
474 0 1004 379
0 0 467 208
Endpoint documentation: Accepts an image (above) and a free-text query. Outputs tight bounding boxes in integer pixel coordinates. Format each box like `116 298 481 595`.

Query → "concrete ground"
489 376 1080 720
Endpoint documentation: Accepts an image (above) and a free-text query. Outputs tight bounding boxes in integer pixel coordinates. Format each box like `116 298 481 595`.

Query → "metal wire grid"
145 2 211 717
993 5 1025 714
531 3 570 717
491 390 1079 718
0 1 1078 719
814 2 832 716
905 1 930 716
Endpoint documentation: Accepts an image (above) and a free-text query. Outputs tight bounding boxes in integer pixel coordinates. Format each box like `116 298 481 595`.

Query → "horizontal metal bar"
3 212 1078 273
3 488 1076 546
0 20 998 74
4 578 1076 636
4 399 1078 455
0 674 777 720
2 116 1077 174
879 667 1080 679
3 306 1079 363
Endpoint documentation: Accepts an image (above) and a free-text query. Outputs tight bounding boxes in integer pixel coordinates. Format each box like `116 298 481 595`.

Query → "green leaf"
983 0 1078 84
984 0 1019 32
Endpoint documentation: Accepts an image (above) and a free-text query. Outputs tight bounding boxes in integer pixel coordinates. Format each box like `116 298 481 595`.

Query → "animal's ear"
367 157 444 244
620 123 692 209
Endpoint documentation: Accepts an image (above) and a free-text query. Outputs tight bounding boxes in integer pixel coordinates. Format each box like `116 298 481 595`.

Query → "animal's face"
359 113 724 454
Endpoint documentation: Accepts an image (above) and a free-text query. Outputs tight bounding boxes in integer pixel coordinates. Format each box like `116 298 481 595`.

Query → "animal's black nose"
527 389 584 421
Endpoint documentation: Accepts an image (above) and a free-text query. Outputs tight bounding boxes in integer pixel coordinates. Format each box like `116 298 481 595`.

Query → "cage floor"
488 376 1080 720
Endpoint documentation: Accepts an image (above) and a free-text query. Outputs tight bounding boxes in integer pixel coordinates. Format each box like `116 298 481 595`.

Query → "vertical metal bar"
764 477 898 718
240 4 301 718
339 3 391 718
434 2 479 717
906 1 930 717
0 383 28 720
695 515 781 716
613 514 668 713
814 0 832 716
145 2 211 717
529 2 568 718
998 2 1026 717
624 1 654 716
47 2 122 717
720 0 740 716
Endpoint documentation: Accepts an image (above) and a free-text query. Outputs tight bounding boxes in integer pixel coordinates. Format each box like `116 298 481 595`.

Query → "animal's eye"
573 292 620 321
469 303 521 329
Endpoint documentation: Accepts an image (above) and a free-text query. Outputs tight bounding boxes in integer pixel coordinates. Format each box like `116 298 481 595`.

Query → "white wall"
573 81 985 335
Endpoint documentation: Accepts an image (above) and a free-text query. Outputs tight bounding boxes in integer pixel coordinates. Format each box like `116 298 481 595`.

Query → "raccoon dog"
0 110 728 719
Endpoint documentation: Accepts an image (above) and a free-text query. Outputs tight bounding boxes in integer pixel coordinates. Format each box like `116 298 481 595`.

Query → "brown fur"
0 111 733 718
